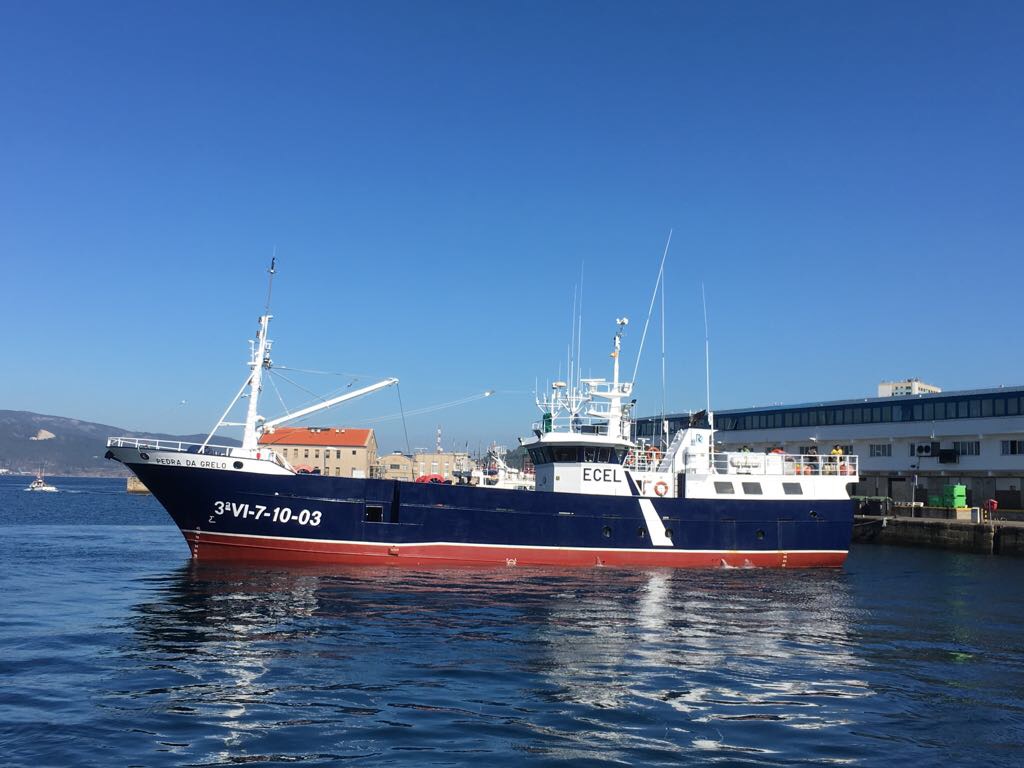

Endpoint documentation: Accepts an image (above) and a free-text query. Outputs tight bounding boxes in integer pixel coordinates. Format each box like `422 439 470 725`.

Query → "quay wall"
853 515 1024 557
126 476 150 494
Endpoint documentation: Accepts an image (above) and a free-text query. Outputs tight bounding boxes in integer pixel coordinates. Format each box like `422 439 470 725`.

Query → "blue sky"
1 1 1021 453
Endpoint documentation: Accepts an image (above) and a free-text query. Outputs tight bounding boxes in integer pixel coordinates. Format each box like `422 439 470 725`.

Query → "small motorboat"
25 473 58 492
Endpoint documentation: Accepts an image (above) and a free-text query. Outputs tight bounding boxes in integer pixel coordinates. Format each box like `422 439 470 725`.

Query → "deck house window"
714 481 735 494
552 447 577 463
741 482 763 495
783 482 803 495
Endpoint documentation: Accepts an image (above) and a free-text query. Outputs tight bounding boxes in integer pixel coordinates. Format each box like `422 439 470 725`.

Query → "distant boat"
25 473 58 492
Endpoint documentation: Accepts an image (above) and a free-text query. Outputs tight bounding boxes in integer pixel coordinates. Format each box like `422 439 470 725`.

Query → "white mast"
202 258 398 454
589 318 631 441
241 259 277 449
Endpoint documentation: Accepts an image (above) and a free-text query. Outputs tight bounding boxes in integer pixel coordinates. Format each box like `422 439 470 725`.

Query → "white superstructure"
522 318 858 504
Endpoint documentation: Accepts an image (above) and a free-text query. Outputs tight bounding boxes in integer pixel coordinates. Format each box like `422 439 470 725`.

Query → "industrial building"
635 384 1024 509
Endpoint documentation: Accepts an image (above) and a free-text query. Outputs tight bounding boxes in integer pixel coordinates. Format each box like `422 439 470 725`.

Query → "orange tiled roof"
258 427 373 447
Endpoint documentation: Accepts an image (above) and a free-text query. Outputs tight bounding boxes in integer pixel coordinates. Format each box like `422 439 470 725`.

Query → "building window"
953 441 980 456
389 463 402 470
741 482 762 495
352 450 357 455
1002 440 1024 455
314 449 320 458
336 450 342 459
869 444 892 457
304 449 309 458
714 481 735 494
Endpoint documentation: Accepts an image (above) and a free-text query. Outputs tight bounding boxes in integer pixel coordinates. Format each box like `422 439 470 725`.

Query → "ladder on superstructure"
657 430 686 472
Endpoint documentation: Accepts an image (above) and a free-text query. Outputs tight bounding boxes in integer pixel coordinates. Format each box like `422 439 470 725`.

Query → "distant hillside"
0 410 239 477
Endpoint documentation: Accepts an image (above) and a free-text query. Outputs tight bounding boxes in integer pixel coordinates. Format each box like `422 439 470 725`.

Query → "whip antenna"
702 282 713 431
265 250 277 312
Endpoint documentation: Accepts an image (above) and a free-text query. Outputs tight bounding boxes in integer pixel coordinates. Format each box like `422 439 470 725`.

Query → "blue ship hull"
128 462 854 568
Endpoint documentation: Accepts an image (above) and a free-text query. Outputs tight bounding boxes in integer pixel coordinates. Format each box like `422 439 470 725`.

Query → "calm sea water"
1 476 1022 767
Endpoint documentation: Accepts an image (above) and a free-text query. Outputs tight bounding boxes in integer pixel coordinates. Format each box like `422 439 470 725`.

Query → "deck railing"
712 452 859 477
106 436 237 455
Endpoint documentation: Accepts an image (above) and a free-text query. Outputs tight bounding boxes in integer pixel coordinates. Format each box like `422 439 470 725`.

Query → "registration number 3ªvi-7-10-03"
212 501 322 526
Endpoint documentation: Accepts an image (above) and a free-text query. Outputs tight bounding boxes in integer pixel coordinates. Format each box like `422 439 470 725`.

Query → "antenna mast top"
265 254 277 313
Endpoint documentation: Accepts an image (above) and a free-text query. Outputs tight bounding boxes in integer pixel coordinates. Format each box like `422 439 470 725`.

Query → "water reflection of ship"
532 568 869 745
125 565 870 760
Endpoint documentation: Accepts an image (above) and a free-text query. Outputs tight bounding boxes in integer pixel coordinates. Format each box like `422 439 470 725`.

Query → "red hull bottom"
183 531 847 569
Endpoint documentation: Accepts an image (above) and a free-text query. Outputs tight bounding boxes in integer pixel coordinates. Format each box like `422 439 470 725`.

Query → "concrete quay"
853 514 1024 557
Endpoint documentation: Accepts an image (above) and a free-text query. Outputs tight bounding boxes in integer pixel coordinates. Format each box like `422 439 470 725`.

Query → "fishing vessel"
106 265 858 568
25 472 58 492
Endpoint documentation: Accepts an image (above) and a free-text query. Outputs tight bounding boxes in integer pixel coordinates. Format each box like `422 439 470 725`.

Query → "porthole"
139 452 149 460
233 461 244 469
756 529 766 540
664 528 673 540
602 526 612 538
809 510 819 519
637 527 646 539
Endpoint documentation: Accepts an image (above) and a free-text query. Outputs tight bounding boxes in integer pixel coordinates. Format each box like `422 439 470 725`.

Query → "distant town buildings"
878 378 941 397
258 426 378 478
376 450 472 482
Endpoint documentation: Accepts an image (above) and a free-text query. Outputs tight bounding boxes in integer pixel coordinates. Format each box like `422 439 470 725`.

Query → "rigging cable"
396 383 412 456
266 371 291 418
631 229 673 385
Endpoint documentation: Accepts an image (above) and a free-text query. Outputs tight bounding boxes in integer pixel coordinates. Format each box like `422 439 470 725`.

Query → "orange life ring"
654 480 669 497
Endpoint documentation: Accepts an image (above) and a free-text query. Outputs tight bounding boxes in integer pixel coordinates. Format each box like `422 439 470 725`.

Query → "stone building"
376 450 472 482
258 426 378 478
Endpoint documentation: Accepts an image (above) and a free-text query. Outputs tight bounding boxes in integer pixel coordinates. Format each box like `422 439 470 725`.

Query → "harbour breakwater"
853 514 1024 557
